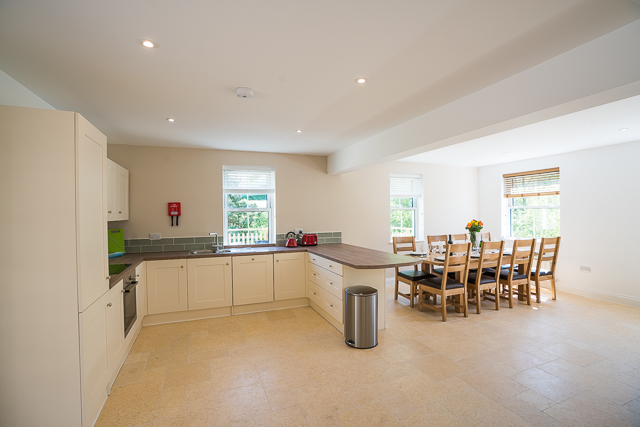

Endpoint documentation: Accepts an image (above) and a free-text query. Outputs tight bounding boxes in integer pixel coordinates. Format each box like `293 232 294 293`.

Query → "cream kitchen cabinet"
80 281 124 427
146 259 188 314
107 159 129 221
274 252 306 300
232 254 274 305
135 262 147 317
187 257 232 310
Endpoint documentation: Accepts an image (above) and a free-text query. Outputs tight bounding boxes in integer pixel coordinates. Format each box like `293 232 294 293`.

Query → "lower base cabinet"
187 257 232 310
274 252 306 300
80 280 124 426
232 254 274 305
146 259 188 314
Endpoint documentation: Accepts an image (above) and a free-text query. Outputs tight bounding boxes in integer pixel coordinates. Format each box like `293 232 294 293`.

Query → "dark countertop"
108 243 420 289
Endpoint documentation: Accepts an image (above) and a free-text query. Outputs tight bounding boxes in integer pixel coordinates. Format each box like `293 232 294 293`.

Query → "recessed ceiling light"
620 128 628 132
141 40 157 49
295 129 303 133
355 78 367 84
166 118 175 122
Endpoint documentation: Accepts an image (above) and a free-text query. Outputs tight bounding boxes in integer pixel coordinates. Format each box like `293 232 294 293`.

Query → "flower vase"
470 232 479 252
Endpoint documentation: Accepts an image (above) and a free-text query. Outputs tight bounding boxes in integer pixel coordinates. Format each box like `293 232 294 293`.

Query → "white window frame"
508 197 560 238
390 174 423 240
222 166 276 245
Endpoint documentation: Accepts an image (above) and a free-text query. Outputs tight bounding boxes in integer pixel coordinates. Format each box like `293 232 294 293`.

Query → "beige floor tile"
146 347 190 370
245 406 307 427
190 347 230 363
541 343 605 367
427 337 494 361
511 367 584 404
545 391 640 427
387 371 457 408
157 386 187 420
440 390 530 427
190 333 245 353
291 381 355 420
125 351 150 365
307 415 340 427
165 361 212 388
379 393 416 415
396 402 467 427
516 390 556 411
154 417 186 427
210 363 261 391
265 390 298 411
623 399 640 415
345 380 399 406
458 365 528 401
112 362 146 388
334 401 402 426
328 357 403 392
409 353 469 381
498 396 564 427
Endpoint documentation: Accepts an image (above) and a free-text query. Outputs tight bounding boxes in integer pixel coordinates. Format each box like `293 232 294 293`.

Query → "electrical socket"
294 228 303 235
149 233 161 240
580 266 591 273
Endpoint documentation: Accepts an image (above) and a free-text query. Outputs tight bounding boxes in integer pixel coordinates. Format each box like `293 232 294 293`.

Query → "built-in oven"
123 275 138 338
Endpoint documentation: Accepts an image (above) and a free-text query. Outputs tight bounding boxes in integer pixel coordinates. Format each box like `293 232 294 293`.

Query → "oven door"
123 279 138 338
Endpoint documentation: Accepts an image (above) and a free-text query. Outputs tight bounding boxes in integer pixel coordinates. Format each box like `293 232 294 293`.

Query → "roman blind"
390 174 422 198
503 167 560 198
223 166 276 194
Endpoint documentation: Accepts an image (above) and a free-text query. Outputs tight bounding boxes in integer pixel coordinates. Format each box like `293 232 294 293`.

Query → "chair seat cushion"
499 270 528 281
467 272 496 285
418 276 465 291
398 270 431 281
531 269 552 277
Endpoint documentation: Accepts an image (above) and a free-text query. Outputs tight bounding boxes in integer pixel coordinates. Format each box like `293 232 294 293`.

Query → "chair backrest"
508 238 536 277
451 233 468 243
440 242 471 289
427 234 448 252
481 232 491 241
392 236 418 273
535 237 561 276
476 240 504 283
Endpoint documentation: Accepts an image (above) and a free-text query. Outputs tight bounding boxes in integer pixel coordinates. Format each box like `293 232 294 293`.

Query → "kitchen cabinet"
307 254 345 325
80 280 123 427
107 159 129 221
232 254 274 305
146 259 188 314
187 257 232 310
274 252 306 300
135 262 147 317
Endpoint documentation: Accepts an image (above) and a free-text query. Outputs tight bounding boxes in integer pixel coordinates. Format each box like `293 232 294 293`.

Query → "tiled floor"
97 285 640 427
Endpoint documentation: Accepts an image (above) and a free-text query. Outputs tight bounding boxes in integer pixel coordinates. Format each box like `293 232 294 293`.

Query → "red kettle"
285 231 298 247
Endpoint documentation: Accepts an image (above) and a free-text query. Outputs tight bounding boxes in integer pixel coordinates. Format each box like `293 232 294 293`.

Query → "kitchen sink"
188 248 254 255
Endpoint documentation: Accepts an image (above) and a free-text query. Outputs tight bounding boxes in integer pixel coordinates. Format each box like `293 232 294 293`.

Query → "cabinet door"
136 262 147 317
274 252 306 300
106 159 117 221
106 281 125 377
115 165 129 220
76 114 109 312
187 257 232 310
80 291 110 426
232 255 274 306
146 260 188 314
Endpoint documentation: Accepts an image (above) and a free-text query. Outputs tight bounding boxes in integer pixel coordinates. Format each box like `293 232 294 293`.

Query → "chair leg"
442 295 447 322
394 279 399 300
508 284 514 309
494 285 500 311
409 283 415 308
463 291 468 317
535 279 541 303
551 278 557 300
526 280 532 306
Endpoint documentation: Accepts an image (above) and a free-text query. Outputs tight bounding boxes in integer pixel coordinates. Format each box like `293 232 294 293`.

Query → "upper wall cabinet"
107 159 129 221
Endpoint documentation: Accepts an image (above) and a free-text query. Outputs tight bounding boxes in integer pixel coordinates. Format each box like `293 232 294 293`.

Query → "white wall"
107 144 478 274
478 140 640 307
0 69 55 109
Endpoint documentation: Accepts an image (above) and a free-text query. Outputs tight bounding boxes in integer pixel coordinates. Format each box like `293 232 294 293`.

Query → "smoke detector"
235 87 254 99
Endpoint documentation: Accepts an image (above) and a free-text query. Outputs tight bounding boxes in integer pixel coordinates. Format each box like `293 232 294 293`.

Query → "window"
504 168 560 238
223 166 275 245
390 174 423 238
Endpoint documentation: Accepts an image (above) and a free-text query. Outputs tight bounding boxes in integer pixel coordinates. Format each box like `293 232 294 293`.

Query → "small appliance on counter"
285 231 298 247
300 233 318 246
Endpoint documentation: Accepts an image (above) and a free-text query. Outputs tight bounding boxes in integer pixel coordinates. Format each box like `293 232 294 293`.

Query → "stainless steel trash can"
344 286 378 349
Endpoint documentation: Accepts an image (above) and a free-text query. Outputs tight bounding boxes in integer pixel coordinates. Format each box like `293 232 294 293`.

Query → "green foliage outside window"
510 195 560 238
391 197 415 237
226 193 269 244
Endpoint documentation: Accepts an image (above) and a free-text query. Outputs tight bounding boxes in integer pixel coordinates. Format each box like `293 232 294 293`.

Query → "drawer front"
321 291 343 324
307 262 324 285
307 281 323 306
308 253 324 268
322 270 343 300
323 258 343 276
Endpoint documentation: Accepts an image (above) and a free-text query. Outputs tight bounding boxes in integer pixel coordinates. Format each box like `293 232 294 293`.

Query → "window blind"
503 167 560 198
223 166 276 194
390 174 422 198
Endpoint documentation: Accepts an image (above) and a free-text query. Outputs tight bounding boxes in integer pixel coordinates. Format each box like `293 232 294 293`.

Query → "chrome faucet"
209 232 223 252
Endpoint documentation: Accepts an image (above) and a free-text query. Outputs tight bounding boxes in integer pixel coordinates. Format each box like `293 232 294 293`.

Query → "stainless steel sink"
188 247 254 255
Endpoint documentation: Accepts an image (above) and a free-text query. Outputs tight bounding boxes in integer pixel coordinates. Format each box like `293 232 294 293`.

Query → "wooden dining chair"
497 239 536 308
417 243 471 321
467 240 504 314
427 234 448 252
451 233 468 243
530 237 561 302
392 236 431 307
481 232 491 241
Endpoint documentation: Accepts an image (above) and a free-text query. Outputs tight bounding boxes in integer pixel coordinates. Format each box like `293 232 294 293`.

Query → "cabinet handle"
121 290 125 293
276 260 279 262
118 211 122 214
106 276 111 280
313 292 316 295
136 274 140 277
329 265 333 268
330 282 333 285
181 265 184 268
226 263 229 265
330 304 333 307
108 210 112 214
252 258 255 261
107 303 112 307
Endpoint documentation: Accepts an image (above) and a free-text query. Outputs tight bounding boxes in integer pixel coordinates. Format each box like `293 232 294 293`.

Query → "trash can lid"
344 286 377 296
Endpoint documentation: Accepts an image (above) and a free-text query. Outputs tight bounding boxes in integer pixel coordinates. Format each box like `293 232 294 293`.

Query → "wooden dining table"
413 251 529 311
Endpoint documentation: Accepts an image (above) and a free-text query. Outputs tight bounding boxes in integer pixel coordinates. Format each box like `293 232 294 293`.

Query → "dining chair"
392 236 431 307
467 240 504 314
451 233 468 243
427 235 448 276
417 242 471 321
497 239 536 308
481 232 491 241
530 237 561 302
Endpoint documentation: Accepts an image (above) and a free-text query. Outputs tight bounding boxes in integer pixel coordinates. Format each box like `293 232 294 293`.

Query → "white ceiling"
0 0 639 165
399 94 640 167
